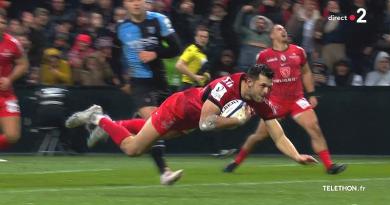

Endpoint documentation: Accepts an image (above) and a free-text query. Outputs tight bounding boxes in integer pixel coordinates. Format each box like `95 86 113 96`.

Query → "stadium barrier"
9 85 390 155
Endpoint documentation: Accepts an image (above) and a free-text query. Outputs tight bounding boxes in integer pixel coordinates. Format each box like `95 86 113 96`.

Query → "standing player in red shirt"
0 10 29 150
66 65 317 173
224 25 346 174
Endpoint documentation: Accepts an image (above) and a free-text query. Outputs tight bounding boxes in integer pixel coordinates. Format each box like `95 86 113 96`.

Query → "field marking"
0 159 7 162
1 177 390 194
0 168 113 175
170 161 390 167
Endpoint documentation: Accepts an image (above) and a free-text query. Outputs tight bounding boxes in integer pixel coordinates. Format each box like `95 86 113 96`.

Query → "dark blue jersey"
117 11 180 88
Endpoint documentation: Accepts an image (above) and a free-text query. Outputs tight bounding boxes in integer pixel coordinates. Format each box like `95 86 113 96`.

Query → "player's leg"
87 118 147 148
0 116 21 149
293 109 346 174
139 103 182 185
0 96 21 150
138 106 169 175
224 119 269 172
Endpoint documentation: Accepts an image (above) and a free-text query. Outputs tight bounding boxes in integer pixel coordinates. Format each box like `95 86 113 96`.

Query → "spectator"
79 0 98 12
105 7 127 82
52 32 71 58
320 0 347 71
310 50 329 87
88 11 113 43
328 59 363 86
113 6 127 22
96 0 114 26
7 19 24 35
72 10 90 35
68 34 95 85
258 0 284 25
374 0 390 54
49 0 76 23
28 8 50 67
48 0 76 41
234 5 272 72
93 37 121 86
202 1 229 69
107 7 127 32
79 53 116 86
365 51 390 86
40 48 72 85
344 0 376 75
171 0 202 46
211 49 238 79
286 0 322 62
281 0 293 24
153 0 171 15
20 11 34 29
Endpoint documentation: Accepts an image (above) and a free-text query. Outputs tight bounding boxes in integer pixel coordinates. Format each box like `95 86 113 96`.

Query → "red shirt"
0 33 23 96
257 44 307 101
157 73 277 133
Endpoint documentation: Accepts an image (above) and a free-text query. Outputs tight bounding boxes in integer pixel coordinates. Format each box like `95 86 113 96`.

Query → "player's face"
195 30 209 47
0 16 7 35
123 0 145 16
270 25 288 43
248 75 272 102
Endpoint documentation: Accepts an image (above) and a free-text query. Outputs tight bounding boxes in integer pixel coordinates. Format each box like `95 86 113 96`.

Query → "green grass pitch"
0 155 389 205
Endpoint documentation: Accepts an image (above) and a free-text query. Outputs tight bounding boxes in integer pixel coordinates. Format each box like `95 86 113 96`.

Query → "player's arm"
302 62 315 93
0 53 28 90
301 62 318 107
139 33 181 63
264 119 317 164
10 54 29 82
176 58 204 85
155 14 181 59
199 100 250 131
156 33 181 58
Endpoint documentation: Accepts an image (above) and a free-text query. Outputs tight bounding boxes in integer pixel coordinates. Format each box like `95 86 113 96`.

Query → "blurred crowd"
3 0 390 87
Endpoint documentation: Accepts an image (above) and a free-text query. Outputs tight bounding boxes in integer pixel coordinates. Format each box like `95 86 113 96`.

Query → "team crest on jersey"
280 66 291 78
147 26 156 34
280 54 287 62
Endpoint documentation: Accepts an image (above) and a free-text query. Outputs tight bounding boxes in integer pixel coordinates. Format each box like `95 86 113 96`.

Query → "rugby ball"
220 99 246 118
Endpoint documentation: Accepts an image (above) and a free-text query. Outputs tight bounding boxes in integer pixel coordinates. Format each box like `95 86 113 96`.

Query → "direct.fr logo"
328 8 367 24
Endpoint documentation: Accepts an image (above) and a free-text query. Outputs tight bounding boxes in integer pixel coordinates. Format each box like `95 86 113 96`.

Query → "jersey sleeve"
253 100 278 120
256 50 266 64
9 36 24 59
297 46 307 66
155 13 175 37
207 76 236 109
179 46 194 63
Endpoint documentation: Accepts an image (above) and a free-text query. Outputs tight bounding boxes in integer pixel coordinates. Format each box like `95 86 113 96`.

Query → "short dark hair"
195 25 209 34
247 64 274 80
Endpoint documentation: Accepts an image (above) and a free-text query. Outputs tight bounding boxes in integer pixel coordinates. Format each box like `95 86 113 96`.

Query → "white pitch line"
0 159 8 162
0 168 113 175
252 161 390 167
169 161 390 167
1 177 390 194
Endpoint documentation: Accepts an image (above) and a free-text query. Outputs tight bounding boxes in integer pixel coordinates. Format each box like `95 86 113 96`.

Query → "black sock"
150 140 167 175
